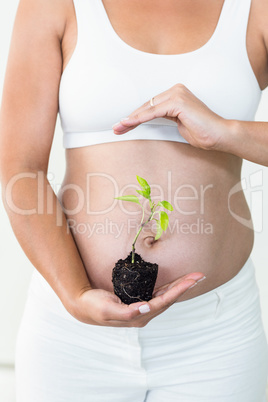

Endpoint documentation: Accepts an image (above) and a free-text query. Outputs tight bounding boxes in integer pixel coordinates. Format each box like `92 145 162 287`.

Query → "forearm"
1 170 92 312
111 83 268 167
219 120 268 166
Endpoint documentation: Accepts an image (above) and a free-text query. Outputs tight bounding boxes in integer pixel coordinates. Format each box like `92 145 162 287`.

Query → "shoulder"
15 0 74 41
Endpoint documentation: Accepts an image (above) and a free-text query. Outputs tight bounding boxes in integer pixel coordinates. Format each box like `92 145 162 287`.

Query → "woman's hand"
68 271 205 327
113 84 230 151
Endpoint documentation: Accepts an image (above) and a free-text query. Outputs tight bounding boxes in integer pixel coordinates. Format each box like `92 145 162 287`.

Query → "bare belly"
59 140 254 301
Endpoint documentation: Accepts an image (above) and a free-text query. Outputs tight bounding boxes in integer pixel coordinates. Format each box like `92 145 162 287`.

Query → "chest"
62 0 268 89
59 0 262 138
101 0 224 55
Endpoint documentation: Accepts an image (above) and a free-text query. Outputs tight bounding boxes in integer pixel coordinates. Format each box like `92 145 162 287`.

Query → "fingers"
107 275 205 326
102 300 145 321
75 289 151 326
112 84 191 134
153 272 206 297
113 100 179 134
82 271 206 327
103 272 206 325
128 89 170 116
148 278 197 312
112 87 179 134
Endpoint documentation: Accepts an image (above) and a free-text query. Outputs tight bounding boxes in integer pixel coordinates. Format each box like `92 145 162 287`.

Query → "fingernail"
197 276 206 283
112 122 120 129
112 118 129 129
188 276 206 289
139 304 150 314
153 290 166 297
189 282 197 289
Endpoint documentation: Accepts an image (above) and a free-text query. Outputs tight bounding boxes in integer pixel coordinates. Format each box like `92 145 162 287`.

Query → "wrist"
216 119 242 155
60 281 93 314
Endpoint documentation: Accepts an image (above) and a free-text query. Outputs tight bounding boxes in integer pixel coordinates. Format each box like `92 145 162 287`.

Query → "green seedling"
115 176 174 263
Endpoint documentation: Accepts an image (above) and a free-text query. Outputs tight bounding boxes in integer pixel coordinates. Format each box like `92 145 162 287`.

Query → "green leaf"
136 176 151 195
159 211 169 231
157 200 173 211
114 195 140 204
154 220 163 240
136 189 151 200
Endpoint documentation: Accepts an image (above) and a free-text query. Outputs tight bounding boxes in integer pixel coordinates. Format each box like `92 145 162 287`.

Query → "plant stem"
131 227 142 263
131 210 155 264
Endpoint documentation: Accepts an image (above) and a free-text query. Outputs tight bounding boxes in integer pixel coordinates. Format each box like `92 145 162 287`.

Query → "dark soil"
112 252 158 305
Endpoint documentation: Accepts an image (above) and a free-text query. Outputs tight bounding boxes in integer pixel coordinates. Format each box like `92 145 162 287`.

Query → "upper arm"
0 0 67 181
256 0 268 88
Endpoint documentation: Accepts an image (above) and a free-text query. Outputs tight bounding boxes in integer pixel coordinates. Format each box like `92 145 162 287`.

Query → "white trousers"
15 257 268 402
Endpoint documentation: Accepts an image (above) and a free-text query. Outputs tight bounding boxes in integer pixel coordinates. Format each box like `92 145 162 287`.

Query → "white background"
0 0 267 377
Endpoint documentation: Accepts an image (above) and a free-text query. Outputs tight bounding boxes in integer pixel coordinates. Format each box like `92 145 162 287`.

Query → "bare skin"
60 0 268 293
1 0 268 326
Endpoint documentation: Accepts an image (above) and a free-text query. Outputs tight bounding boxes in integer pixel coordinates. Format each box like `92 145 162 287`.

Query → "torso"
58 0 268 300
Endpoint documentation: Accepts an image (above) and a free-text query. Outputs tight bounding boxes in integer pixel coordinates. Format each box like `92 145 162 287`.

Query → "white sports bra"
59 0 262 149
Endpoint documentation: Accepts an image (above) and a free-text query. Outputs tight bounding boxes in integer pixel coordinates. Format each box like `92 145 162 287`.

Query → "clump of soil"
112 252 158 305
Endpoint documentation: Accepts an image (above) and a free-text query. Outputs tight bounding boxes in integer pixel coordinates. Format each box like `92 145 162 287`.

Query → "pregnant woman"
0 0 268 400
